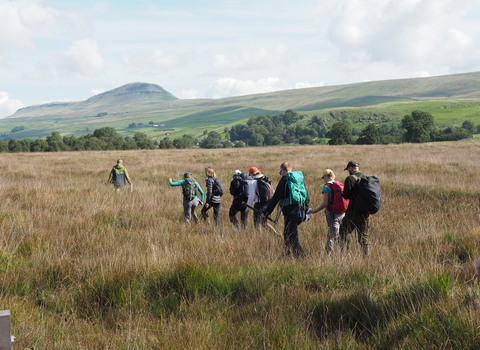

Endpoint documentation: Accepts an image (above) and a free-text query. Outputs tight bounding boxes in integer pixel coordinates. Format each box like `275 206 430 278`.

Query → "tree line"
0 109 475 153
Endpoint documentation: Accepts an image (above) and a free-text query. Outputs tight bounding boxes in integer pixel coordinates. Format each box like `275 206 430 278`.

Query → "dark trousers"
283 214 304 258
201 202 221 224
339 209 370 250
229 198 248 228
253 202 269 228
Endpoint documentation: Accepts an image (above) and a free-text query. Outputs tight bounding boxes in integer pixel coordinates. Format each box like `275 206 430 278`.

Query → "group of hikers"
108 159 381 258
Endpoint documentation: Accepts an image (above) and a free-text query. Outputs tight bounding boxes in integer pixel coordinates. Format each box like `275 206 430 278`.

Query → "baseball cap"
344 160 359 171
183 172 191 178
249 167 260 174
233 170 241 176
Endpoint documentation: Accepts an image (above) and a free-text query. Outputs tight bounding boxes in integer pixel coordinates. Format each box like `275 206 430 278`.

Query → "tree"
326 122 352 145
93 127 117 139
133 132 154 149
401 110 435 143
462 120 475 133
357 124 382 145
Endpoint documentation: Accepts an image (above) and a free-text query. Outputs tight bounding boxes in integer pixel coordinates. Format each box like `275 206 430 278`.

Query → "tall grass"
0 143 479 349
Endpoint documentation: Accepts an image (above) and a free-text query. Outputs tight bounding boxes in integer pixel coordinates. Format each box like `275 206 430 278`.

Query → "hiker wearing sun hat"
168 172 205 223
228 169 250 228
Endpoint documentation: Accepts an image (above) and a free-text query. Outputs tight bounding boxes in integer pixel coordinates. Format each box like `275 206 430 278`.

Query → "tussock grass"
1 143 480 348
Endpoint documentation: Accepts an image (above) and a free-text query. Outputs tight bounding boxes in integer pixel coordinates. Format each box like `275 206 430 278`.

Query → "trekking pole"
242 202 277 223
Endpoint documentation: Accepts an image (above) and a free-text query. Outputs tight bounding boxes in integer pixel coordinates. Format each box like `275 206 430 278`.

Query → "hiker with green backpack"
307 169 349 254
263 162 309 258
169 172 205 223
339 160 382 256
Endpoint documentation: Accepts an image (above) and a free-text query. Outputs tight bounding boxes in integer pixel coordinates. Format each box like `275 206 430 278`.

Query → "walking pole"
241 202 281 237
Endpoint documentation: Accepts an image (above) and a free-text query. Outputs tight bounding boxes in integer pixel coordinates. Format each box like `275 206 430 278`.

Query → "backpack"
280 171 309 208
354 175 382 214
326 181 349 214
231 173 251 198
182 177 197 200
256 176 274 203
212 177 224 196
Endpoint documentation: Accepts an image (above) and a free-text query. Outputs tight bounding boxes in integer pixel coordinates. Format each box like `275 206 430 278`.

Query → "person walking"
201 167 222 225
263 162 309 258
339 160 371 256
246 166 274 229
228 170 249 228
307 169 348 254
108 159 132 192
168 172 205 223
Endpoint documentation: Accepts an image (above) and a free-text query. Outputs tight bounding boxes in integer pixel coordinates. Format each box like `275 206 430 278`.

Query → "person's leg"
229 201 240 226
353 211 370 255
191 198 200 223
212 202 221 224
183 199 191 223
284 215 303 258
339 210 355 252
325 212 335 254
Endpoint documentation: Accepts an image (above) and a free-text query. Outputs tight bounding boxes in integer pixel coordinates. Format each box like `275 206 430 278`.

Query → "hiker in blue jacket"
263 162 308 258
169 172 205 223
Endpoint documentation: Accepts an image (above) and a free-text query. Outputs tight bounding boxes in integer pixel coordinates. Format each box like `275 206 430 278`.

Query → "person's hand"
205 203 210 208
307 209 314 214
168 177 172 182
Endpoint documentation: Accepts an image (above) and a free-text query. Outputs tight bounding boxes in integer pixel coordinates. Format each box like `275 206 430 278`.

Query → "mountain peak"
84 82 178 105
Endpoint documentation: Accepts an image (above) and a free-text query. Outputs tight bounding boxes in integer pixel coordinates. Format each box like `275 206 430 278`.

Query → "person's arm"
308 192 329 214
196 182 205 202
205 177 213 203
169 179 184 186
124 169 132 184
342 175 356 199
264 177 286 216
107 168 114 183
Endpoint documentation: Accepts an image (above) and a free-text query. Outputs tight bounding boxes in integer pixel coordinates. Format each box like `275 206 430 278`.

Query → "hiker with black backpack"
201 167 223 225
307 169 349 254
246 166 274 229
168 172 205 223
339 160 382 256
228 169 250 229
263 162 309 258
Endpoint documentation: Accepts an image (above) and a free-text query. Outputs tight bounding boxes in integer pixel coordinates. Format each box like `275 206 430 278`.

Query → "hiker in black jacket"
201 167 222 225
228 169 249 228
263 162 308 258
339 160 371 256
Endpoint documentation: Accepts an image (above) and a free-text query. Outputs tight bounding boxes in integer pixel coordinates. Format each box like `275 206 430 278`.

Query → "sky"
1 0 480 118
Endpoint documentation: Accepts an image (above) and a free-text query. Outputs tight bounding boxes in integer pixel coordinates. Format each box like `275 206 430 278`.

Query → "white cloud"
206 77 290 98
91 88 105 96
295 81 325 89
55 39 105 77
122 49 186 69
0 0 84 61
181 89 201 99
327 0 480 73
212 45 289 72
0 92 24 118
413 71 430 78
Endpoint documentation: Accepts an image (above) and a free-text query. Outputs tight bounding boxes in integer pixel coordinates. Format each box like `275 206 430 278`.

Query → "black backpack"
354 175 382 214
182 177 197 200
230 174 250 198
256 176 274 203
212 177 224 196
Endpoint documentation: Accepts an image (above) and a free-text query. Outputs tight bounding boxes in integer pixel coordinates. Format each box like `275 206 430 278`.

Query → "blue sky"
1 0 480 118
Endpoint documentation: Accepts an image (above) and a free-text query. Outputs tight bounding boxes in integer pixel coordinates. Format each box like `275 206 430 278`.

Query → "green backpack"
280 171 309 209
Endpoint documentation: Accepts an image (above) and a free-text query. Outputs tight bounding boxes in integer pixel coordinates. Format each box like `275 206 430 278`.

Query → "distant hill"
4 71 480 140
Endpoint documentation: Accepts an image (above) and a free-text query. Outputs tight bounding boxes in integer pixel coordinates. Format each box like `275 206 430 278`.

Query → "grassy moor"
1 142 480 349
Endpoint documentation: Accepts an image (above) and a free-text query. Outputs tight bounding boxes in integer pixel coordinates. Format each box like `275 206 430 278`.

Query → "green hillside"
4 71 480 140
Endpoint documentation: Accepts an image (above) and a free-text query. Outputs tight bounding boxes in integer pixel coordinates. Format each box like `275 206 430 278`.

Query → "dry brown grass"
1 142 479 349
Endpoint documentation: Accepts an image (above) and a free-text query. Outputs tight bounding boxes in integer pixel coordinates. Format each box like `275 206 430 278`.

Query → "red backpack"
326 181 349 214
